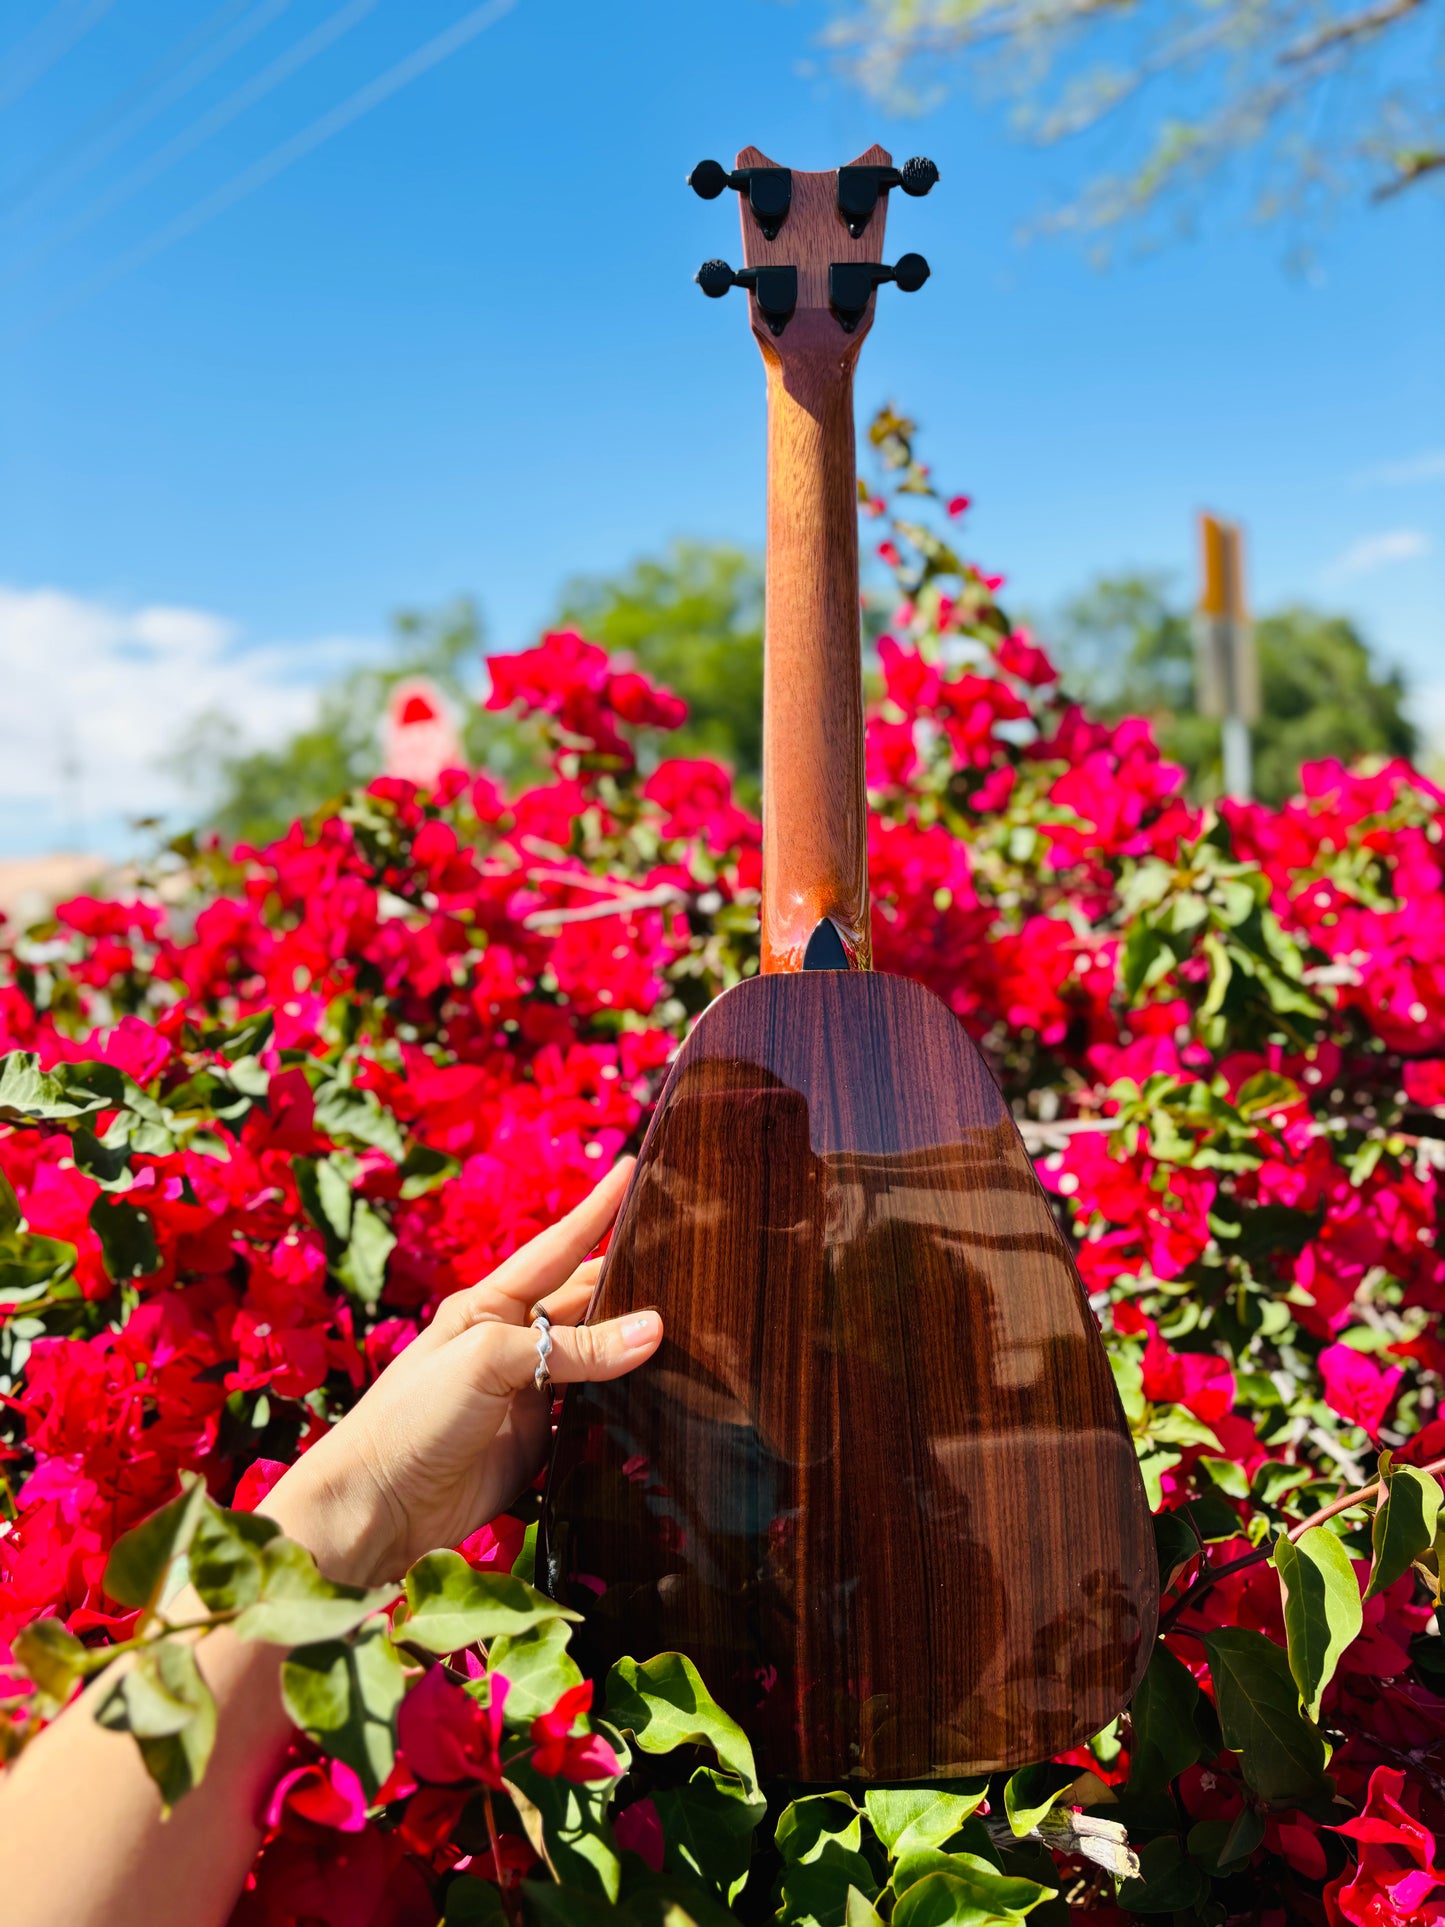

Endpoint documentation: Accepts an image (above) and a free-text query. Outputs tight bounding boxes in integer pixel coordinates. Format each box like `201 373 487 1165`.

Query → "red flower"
1320 1343 1403 1439
528 1680 621 1782
397 1667 508 1788
1326 1765 1445 1924
265 1758 369 1836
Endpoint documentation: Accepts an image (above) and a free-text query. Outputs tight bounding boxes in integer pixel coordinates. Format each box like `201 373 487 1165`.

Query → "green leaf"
444 1880 508 1926
281 1624 407 1798
487 1615 583 1721
1366 1459 1443 1601
311 1080 406 1161
778 1792 861 1863
652 1767 765 1902
1236 1072 1303 1118
1116 1835 1209 1914
0 1167 20 1238
517 1884 619 1927
401 1551 578 1652
864 1784 989 1857
188 1503 280 1613
605 1653 757 1802
513 1518 539 1585
1126 1641 1205 1794
845 1890 887 1927
890 1851 1050 1915
0 1051 110 1121
1273 1527 1363 1720
95 1641 217 1811
231 1537 395 1644
1152 1510 1201 1591
777 1845 878 1927
1003 1763 1077 1837
104 1476 211 1612
336 1197 396 1305
891 1860 1055 1926
12 1615 88 1701
507 1759 620 1900
1203 1627 1330 1804
88 1197 159 1283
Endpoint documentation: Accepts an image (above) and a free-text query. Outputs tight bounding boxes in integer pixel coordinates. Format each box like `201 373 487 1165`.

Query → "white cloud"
1320 528 1434 585
0 584 383 856
1353 450 1445 488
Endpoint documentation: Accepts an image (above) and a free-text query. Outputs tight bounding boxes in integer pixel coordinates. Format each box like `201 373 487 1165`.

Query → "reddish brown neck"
735 145 891 975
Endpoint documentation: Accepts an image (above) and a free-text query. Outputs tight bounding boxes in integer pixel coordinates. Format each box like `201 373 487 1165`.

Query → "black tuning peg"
695 259 798 335
688 160 792 240
835 157 939 238
828 253 930 333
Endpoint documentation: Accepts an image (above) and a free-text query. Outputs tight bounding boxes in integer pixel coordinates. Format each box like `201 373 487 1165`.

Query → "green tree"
823 0 1445 243
555 540 764 794
1051 572 1418 802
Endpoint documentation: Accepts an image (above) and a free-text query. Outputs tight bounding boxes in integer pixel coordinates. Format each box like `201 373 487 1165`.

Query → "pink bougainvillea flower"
397 1666 508 1788
265 1758 369 1836
457 1514 525 1573
1320 1343 1404 1438
1326 1765 1445 1925
615 1796 666 1872
529 1680 621 1782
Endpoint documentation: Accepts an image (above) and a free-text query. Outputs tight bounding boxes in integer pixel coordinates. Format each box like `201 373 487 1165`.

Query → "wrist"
258 1452 397 1590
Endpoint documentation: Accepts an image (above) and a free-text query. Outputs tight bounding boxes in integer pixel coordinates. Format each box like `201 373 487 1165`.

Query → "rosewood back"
544 974 1157 1778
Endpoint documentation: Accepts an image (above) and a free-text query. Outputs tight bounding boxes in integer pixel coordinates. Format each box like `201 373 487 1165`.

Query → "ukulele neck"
758 315 870 974
725 144 902 976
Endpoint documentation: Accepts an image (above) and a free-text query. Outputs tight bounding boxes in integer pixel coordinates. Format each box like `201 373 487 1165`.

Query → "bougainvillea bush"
2 409 1444 1926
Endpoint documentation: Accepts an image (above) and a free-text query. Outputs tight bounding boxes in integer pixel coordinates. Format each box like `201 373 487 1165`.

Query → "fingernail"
622 1310 660 1345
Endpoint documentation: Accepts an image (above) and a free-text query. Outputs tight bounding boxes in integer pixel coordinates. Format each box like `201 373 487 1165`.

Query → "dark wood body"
542 971 1157 1780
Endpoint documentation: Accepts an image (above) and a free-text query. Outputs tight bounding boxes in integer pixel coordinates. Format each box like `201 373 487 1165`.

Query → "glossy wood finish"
543 972 1158 1780
737 146 893 973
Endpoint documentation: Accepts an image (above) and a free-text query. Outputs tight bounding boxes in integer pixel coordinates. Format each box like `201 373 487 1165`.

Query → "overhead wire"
4 0 520 347
0 0 115 112
2 0 288 224
6 0 383 283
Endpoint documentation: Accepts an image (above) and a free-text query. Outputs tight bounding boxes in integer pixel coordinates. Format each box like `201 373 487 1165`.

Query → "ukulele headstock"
691 144 936 366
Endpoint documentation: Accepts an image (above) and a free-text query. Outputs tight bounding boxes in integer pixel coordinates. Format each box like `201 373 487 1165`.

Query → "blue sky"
1 0 1442 856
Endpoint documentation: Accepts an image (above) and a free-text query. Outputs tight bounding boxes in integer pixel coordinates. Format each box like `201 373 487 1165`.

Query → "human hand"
262 1160 657 1586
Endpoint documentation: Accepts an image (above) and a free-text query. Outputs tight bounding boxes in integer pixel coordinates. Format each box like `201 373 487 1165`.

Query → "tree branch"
1159 1452 1445 1633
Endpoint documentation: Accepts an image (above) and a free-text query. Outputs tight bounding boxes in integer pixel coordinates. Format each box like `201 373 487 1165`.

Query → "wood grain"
542 972 1159 1781
736 146 894 973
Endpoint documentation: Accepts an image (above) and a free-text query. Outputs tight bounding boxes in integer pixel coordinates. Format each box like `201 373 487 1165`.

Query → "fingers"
426 1162 632 1345
460 1307 662 1399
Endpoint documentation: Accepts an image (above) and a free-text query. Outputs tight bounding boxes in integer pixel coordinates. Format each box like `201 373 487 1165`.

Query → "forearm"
0 1465 368 1927
0 1592 293 1927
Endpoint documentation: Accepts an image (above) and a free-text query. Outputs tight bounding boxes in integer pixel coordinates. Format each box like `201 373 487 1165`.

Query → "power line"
2 0 283 224
4 0 519 346
0 0 115 112
6 0 380 283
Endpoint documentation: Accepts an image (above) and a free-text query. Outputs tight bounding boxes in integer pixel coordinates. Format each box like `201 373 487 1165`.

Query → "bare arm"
0 1162 659 1927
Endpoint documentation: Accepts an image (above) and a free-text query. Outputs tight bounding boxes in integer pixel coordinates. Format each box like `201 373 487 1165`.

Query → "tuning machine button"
835 157 939 238
828 254 930 333
688 160 792 239
696 259 798 335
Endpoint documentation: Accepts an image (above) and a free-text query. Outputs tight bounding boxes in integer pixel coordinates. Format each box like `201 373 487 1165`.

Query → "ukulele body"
542 968 1157 1781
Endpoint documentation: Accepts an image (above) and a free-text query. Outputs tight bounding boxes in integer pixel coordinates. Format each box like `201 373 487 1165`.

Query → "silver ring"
531 1311 553 1396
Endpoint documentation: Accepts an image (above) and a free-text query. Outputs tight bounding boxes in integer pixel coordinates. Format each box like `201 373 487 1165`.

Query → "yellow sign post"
1195 513 1257 799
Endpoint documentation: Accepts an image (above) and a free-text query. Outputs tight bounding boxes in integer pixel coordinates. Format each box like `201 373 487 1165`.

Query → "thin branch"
1278 0 1426 67
1373 148 1445 199
1159 1452 1445 1633
521 885 687 931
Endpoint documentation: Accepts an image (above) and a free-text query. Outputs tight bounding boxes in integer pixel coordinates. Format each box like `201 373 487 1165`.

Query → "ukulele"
541 147 1157 1782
